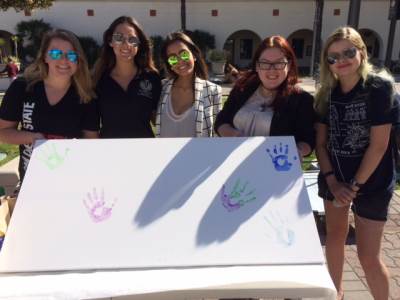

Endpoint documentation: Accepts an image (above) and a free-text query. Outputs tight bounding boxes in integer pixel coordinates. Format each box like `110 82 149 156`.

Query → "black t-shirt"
96 70 161 138
321 76 395 196
0 78 100 180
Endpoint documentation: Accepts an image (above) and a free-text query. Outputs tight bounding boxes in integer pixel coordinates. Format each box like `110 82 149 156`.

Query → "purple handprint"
221 185 241 212
83 188 117 223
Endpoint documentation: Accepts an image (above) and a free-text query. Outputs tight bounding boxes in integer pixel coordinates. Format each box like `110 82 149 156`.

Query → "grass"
0 143 18 167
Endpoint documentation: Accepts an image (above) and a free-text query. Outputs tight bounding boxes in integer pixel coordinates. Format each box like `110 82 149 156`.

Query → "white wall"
0 0 399 59
0 0 181 42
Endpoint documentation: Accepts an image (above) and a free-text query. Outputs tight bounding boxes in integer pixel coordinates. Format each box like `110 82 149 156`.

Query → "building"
0 0 399 73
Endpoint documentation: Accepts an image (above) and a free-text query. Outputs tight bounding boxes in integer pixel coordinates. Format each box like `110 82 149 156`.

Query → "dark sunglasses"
167 50 191 67
112 33 140 46
257 60 289 70
47 49 78 63
326 47 357 65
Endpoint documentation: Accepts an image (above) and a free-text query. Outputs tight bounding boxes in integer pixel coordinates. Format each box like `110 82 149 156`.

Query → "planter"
211 61 226 75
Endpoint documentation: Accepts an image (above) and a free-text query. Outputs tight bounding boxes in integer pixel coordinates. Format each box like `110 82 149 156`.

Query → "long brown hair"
24 29 95 103
161 31 208 80
235 35 299 110
93 16 157 84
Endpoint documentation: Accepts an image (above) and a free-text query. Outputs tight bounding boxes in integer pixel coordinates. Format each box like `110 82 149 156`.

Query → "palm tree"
181 0 186 31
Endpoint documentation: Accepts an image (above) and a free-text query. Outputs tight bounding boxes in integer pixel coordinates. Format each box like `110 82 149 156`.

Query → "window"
240 39 253 60
211 9 218 17
87 9 94 16
150 9 157 17
273 9 279 16
291 38 304 59
334 9 340 16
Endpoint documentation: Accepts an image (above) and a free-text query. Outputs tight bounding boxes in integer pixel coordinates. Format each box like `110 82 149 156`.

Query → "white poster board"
0 136 324 273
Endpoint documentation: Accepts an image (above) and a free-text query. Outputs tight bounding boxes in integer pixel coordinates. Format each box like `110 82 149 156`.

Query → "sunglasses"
112 33 140 46
326 47 357 65
47 49 78 63
167 50 191 67
257 60 289 70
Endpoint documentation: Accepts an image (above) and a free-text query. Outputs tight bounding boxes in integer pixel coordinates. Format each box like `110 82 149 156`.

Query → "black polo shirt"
96 70 161 138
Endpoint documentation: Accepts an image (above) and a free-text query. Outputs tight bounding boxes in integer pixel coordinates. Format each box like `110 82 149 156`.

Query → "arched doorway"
287 29 313 75
0 30 13 64
359 28 382 66
223 30 262 69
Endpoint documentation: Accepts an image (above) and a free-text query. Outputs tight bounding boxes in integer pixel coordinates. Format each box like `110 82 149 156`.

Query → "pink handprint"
83 188 117 223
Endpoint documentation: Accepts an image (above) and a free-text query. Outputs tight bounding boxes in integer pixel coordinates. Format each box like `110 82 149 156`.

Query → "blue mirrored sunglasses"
47 49 78 64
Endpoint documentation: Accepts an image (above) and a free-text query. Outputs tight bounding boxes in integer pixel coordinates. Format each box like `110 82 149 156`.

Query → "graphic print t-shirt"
322 77 395 195
0 79 99 180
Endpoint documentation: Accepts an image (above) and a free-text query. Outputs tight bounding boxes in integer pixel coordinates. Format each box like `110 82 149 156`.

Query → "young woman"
315 26 397 300
155 32 222 137
214 35 315 159
0 29 99 184
93 16 161 138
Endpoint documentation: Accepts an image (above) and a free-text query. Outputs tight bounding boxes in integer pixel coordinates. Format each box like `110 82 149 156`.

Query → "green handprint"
38 143 69 170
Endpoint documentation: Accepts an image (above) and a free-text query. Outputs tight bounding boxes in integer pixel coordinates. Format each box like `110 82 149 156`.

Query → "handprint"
266 143 297 171
220 179 256 212
83 188 117 223
264 210 295 247
38 143 69 170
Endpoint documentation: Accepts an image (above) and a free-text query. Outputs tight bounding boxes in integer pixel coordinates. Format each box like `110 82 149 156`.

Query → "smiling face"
45 38 78 79
166 41 196 78
256 47 289 91
110 22 139 63
327 39 362 81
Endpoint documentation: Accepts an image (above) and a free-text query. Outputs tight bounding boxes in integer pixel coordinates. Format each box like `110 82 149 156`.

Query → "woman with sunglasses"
154 32 221 137
0 29 99 183
215 35 315 160
315 27 397 300
93 16 161 138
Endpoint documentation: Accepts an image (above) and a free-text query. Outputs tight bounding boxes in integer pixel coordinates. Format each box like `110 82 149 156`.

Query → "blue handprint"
266 143 297 172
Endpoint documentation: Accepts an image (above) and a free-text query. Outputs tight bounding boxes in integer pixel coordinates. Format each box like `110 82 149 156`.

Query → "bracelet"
322 170 335 178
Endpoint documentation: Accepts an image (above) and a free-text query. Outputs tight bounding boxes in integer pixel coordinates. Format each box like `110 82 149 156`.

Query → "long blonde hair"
315 26 393 116
24 29 95 103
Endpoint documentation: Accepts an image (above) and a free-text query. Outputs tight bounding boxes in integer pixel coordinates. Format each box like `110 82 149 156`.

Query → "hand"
31 132 45 144
218 124 242 137
328 180 356 206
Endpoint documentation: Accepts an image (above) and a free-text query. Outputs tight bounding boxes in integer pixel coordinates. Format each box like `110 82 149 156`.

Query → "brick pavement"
339 192 400 300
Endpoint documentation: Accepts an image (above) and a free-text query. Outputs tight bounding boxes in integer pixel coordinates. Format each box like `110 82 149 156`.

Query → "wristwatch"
350 178 364 189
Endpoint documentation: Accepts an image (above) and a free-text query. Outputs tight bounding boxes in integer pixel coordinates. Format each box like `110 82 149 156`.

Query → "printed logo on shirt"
21 100 36 174
137 79 153 99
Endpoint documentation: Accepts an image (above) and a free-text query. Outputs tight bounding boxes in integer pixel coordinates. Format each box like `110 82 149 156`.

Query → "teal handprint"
264 210 295 247
38 143 69 170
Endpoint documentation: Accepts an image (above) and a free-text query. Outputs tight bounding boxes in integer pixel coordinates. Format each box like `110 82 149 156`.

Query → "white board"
0 137 324 273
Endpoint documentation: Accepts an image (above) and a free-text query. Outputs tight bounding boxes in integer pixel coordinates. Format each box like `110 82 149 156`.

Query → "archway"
223 30 262 69
287 29 313 75
0 30 13 64
359 28 382 66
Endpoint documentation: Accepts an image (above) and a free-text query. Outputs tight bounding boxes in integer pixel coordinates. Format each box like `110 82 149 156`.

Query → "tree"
16 19 52 62
77 36 100 68
0 0 54 12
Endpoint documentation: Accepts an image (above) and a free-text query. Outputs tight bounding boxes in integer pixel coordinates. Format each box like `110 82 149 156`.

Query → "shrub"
77 36 100 68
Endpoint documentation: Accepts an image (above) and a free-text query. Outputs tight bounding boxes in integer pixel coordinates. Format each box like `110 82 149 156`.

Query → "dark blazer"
214 83 316 150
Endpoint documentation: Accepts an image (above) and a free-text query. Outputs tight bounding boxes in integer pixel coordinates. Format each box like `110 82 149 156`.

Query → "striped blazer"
155 77 222 137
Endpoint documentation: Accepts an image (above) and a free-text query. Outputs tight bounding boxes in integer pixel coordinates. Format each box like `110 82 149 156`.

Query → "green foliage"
208 49 226 62
150 35 164 71
0 0 54 11
77 36 100 68
185 30 215 54
0 143 19 167
16 19 52 63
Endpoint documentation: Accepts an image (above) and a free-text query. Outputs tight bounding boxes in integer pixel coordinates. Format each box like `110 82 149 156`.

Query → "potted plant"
208 49 226 75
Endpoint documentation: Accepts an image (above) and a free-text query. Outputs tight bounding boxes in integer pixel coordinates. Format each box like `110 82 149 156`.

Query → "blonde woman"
0 29 99 183
315 26 397 300
155 32 222 137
